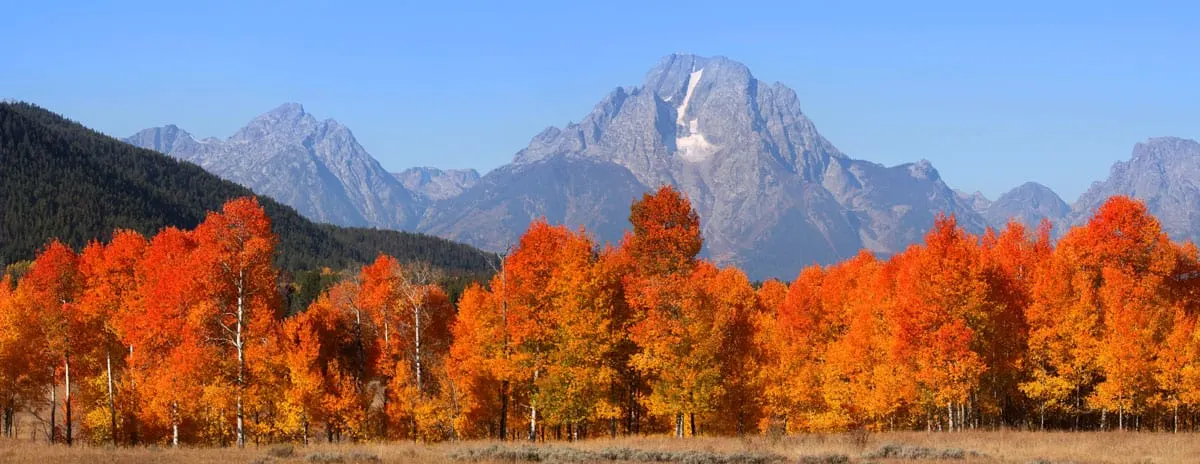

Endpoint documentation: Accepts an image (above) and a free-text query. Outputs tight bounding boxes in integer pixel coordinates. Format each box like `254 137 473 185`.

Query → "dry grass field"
0 431 1197 464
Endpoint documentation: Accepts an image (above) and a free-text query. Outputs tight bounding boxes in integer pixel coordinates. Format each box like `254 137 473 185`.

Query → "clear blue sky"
3 1 1198 201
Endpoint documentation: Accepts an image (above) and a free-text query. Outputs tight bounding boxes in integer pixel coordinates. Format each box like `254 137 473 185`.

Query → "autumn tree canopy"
5 190 1200 446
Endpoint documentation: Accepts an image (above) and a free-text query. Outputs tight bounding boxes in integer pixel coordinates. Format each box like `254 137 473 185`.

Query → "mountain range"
0 102 494 276
125 54 1200 280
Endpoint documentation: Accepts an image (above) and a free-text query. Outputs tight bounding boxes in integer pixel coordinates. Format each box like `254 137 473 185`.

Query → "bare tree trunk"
353 308 366 388
129 344 138 446
529 370 538 442
689 412 696 437
958 401 963 430
496 251 510 442
675 413 684 438
49 379 56 443
64 353 72 446
235 275 246 448
383 319 390 351
414 297 423 393
171 401 179 448
106 349 118 446
947 401 954 432
498 381 509 440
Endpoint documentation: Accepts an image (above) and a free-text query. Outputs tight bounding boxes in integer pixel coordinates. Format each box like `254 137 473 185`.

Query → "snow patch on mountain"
675 68 715 162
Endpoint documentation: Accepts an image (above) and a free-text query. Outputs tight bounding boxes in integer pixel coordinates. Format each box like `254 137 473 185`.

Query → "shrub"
267 445 296 458
799 453 850 464
305 451 382 463
448 444 787 463
862 444 984 460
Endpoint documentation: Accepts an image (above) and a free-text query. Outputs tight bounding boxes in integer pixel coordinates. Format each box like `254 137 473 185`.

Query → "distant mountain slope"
395 167 480 202
0 102 493 273
420 54 986 279
417 156 649 251
978 182 1069 230
127 103 419 229
1071 137 1200 242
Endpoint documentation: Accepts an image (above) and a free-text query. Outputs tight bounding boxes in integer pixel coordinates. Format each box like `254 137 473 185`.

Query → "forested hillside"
0 102 495 273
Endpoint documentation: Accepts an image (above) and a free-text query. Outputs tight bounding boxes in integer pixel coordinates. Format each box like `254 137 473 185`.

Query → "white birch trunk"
171 401 179 448
414 301 422 393
235 272 246 448
106 349 117 445
947 401 953 432
64 353 71 446
529 369 538 442
48 379 56 443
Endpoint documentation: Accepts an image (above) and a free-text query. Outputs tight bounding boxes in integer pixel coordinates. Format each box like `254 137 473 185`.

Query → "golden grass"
0 430 1196 463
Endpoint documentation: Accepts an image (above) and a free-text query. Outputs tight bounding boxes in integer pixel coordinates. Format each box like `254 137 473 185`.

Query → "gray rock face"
1071 137 1200 241
956 190 992 212
395 167 480 202
127 103 418 229
978 182 1069 230
424 54 986 279
417 157 647 251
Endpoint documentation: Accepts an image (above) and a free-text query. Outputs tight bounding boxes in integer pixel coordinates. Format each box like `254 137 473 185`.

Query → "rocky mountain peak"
423 54 987 278
232 102 318 142
981 181 1069 230
907 159 939 180
1072 137 1200 242
127 124 198 155
643 54 752 98
1012 181 1058 196
127 103 418 229
1130 136 1200 164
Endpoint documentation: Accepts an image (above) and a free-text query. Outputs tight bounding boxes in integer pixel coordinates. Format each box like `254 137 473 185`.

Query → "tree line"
3 187 1200 448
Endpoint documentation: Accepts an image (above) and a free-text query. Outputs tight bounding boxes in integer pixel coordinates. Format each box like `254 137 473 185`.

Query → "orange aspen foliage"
77 230 147 444
891 215 987 431
818 251 912 431
20 240 85 445
358 254 456 440
1080 198 1176 429
0 271 52 439
446 284 505 439
593 246 645 437
625 185 702 276
190 197 281 447
622 186 710 437
504 221 615 439
975 220 1042 423
16 190 1200 442
125 227 205 446
279 308 328 444
758 266 828 432
706 266 763 436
